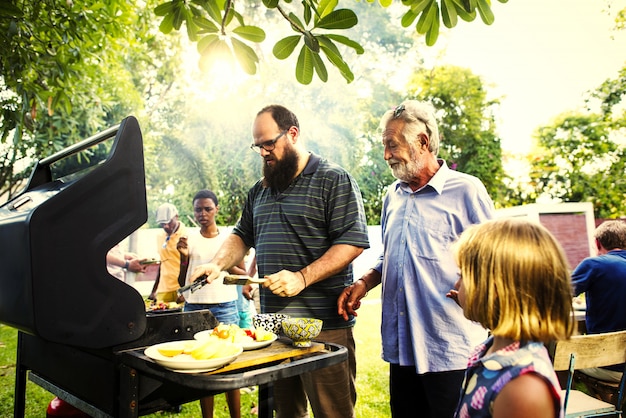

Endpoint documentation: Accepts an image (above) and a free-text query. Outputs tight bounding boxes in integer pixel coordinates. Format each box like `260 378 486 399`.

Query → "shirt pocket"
409 216 455 260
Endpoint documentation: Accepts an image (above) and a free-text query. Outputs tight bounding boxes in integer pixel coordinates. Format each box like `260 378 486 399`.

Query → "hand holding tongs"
177 274 209 295
178 272 267 296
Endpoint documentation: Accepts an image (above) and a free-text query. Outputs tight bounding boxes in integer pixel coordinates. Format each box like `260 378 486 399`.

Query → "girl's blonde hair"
454 217 574 342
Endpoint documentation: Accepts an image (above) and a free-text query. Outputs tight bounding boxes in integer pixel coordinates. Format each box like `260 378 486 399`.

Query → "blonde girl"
449 218 574 418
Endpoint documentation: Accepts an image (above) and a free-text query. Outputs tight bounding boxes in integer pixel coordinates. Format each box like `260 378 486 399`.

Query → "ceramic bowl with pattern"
252 313 290 335
281 317 323 347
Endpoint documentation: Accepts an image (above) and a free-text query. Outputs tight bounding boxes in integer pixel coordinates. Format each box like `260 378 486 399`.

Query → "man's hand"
263 270 305 297
176 236 189 257
337 278 368 321
189 262 222 284
445 289 461 307
127 257 147 274
242 284 254 300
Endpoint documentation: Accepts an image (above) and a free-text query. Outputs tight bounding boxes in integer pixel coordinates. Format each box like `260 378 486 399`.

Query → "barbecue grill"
0 116 347 417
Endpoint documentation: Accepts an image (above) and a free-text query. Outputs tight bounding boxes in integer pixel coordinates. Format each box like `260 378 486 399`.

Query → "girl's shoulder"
492 373 558 418
481 342 561 418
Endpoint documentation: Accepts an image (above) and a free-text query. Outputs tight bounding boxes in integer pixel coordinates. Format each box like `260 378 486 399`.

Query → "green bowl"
281 317 323 347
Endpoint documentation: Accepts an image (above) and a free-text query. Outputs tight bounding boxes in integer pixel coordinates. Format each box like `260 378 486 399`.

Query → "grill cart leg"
14 332 27 418
258 383 274 418
118 364 139 418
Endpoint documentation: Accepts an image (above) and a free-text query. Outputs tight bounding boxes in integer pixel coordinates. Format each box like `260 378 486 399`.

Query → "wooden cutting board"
206 338 325 374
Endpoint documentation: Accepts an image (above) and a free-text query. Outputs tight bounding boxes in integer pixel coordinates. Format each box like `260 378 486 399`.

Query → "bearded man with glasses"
190 104 370 418
338 100 495 418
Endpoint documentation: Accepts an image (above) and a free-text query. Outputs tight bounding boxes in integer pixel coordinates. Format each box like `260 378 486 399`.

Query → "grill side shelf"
117 338 347 391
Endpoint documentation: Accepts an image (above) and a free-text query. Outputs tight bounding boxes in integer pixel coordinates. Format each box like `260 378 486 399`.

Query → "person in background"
237 249 258 328
572 220 626 383
106 243 146 281
189 104 370 418
177 189 246 418
149 203 187 303
338 100 494 418
236 284 255 329
448 218 574 418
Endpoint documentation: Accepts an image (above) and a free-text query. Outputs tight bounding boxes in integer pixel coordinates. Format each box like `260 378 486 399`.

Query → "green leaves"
232 26 266 43
296 46 315 84
400 0 501 45
154 0 266 74
273 36 301 59
318 36 354 83
441 0 458 28
270 5 361 84
231 38 259 75
153 0 508 85
476 0 495 24
154 1 175 16
530 112 626 218
316 9 358 30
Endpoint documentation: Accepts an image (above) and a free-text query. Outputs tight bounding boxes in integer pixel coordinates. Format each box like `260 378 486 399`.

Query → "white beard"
389 146 424 183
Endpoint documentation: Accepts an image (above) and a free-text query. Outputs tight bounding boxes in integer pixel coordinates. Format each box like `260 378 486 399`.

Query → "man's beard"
389 146 423 183
262 145 299 192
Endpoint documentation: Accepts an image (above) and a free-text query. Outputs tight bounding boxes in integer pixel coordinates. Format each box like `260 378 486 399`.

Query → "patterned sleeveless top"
454 337 563 418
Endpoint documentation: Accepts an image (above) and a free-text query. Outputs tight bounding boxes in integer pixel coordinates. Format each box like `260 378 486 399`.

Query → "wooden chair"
550 330 626 417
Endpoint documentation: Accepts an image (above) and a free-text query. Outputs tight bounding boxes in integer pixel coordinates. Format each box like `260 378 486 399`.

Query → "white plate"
194 330 278 350
144 341 243 373
240 333 278 350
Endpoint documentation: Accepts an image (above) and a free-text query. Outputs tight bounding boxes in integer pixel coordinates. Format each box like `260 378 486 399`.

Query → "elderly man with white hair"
338 100 495 418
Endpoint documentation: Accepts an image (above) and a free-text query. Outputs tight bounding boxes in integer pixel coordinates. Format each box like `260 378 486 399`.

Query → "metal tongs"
178 273 267 296
177 274 211 296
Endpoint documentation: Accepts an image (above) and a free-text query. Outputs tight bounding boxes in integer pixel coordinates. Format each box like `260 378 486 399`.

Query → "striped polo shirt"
232 153 370 329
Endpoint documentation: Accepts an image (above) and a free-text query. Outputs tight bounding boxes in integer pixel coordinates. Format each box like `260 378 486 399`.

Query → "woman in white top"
177 189 246 418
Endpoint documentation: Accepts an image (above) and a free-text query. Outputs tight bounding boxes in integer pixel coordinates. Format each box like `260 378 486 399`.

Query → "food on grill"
145 300 182 312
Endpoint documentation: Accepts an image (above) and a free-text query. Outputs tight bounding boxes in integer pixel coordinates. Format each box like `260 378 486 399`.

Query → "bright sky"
425 0 626 154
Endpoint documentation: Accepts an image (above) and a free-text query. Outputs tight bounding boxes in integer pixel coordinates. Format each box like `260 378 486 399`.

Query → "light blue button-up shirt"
374 160 494 373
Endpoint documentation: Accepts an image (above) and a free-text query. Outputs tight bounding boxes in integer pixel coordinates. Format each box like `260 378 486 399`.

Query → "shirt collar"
302 152 320 175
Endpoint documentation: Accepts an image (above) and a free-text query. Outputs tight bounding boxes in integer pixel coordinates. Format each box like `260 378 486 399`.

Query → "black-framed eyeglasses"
393 104 405 119
250 130 288 154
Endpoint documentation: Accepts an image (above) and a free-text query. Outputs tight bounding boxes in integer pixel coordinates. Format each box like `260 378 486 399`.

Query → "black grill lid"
0 116 148 348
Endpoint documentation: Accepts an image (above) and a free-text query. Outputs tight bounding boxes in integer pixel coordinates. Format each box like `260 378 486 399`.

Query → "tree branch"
276 5 307 36
221 0 232 36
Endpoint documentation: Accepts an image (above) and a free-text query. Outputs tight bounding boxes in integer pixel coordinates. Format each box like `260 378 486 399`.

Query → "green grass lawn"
0 287 389 417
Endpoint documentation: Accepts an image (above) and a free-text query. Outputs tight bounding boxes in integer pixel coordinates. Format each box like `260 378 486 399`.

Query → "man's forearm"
299 244 364 287
358 268 382 290
211 234 249 272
